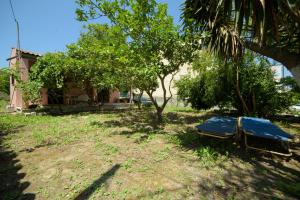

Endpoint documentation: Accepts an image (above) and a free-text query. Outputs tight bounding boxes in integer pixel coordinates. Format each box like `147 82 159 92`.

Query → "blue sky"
0 0 291 77
0 0 184 68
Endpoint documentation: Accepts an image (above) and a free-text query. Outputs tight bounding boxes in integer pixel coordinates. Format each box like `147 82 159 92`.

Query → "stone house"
7 48 120 110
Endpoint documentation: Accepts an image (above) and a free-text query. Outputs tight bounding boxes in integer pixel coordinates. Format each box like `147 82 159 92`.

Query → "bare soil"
0 109 299 200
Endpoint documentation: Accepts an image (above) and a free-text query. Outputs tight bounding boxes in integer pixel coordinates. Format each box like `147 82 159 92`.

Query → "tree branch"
146 89 159 110
283 0 300 24
167 72 177 102
243 40 300 69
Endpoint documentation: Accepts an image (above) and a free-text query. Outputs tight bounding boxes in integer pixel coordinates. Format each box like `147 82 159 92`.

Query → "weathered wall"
109 89 120 103
147 63 193 105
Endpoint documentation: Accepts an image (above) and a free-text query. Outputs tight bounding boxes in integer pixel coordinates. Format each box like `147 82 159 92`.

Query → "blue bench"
196 116 294 156
196 116 237 139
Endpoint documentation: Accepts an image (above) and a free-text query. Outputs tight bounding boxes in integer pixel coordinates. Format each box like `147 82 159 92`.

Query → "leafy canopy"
30 24 129 94
176 51 293 116
183 0 300 71
76 0 193 121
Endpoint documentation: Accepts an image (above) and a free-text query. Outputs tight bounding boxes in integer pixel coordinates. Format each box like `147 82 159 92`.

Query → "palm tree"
183 0 300 86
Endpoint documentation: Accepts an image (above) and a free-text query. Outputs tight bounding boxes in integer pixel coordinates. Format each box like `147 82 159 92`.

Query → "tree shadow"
269 114 300 124
173 127 300 199
0 120 35 199
88 109 300 198
73 164 121 200
90 110 233 141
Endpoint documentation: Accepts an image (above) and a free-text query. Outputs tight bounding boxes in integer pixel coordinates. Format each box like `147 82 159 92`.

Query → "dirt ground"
0 109 300 200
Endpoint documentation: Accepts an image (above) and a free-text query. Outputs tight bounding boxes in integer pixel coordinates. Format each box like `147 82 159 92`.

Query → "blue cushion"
241 117 294 142
196 116 237 136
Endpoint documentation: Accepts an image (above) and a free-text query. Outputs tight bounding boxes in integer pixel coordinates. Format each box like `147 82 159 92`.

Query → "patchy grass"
0 99 8 112
0 109 300 200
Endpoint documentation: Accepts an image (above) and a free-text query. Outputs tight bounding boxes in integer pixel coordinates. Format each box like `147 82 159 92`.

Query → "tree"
176 51 292 116
30 52 69 90
183 0 300 87
66 24 130 103
176 50 233 110
280 76 300 104
76 0 193 121
0 68 10 95
30 24 129 105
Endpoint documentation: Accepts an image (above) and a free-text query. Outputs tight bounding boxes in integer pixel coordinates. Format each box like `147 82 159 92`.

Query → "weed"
122 158 135 171
37 187 50 198
155 186 165 194
115 180 123 186
137 165 150 172
119 188 130 199
103 144 119 156
89 121 104 128
166 135 181 145
154 147 171 162
195 146 221 167
227 187 237 200
73 159 84 169
94 138 103 149
167 131 200 147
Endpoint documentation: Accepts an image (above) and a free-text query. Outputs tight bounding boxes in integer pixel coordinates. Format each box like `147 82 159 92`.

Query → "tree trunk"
235 64 250 115
156 107 163 123
252 91 256 116
290 65 300 87
137 91 143 110
129 85 133 104
146 90 164 123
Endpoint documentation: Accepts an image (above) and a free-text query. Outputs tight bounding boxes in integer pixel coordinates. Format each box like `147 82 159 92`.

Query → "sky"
0 0 184 68
0 0 291 77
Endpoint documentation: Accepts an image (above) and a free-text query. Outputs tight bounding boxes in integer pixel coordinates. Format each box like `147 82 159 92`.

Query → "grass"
0 99 8 112
0 109 300 199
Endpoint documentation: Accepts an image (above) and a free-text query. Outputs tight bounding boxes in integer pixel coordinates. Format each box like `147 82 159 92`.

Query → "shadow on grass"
90 110 300 199
73 164 120 200
173 128 300 199
90 109 218 137
0 121 35 199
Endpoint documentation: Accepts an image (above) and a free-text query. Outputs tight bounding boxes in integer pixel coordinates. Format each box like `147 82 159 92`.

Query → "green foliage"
183 0 300 65
27 0 193 118
76 0 193 121
66 24 129 90
30 52 68 89
236 55 292 116
17 80 43 104
29 24 129 103
175 51 233 110
0 67 10 95
176 51 293 116
280 76 300 104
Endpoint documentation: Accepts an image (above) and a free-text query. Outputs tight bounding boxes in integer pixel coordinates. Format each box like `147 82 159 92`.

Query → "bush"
0 68 10 95
176 51 293 116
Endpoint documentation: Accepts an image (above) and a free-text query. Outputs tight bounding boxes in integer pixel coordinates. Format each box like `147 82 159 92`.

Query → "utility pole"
9 0 21 107
9 0 21 60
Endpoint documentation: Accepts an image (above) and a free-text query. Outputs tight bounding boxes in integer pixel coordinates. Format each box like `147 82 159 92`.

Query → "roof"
12 47 42 56
6 48 42 61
